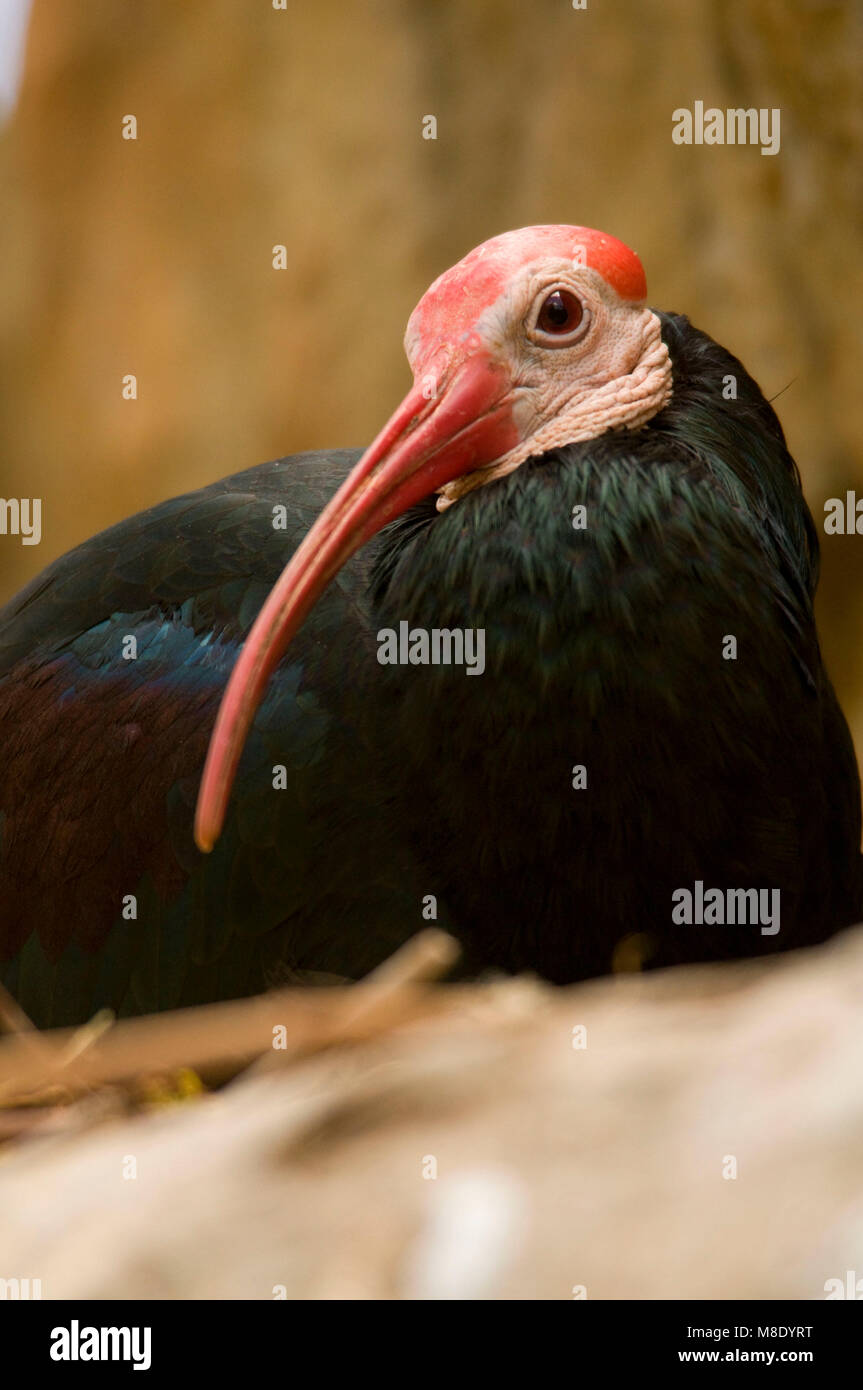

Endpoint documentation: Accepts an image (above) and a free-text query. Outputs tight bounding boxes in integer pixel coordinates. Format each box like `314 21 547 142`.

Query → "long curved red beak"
194 351 516 852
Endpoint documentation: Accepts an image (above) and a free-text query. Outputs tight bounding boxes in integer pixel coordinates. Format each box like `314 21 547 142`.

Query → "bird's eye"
536 289 584 337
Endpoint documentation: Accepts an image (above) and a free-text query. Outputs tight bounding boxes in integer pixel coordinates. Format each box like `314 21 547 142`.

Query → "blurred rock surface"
1 927 861 1299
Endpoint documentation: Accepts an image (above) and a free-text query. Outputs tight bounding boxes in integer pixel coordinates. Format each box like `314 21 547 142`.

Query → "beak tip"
194 821 215 854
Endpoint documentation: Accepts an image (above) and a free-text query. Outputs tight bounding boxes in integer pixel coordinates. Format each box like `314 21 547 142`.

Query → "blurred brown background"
1 0 862 749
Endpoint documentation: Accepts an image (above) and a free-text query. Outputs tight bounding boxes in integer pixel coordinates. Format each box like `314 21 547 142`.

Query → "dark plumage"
370 313 861 979
1 293 859 1024
0 452 425 1023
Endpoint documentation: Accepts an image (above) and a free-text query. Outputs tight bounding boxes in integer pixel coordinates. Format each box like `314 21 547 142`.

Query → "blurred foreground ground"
1 926 861 1299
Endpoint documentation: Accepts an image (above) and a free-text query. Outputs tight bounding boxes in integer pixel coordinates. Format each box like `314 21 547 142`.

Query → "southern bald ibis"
1 225 859 1026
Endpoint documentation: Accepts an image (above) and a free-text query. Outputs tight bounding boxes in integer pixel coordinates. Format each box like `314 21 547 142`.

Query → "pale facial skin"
402 230 672 508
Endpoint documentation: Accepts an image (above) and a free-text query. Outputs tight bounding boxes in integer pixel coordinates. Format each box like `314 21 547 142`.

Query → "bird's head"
195 225 672 851
404 224 670 508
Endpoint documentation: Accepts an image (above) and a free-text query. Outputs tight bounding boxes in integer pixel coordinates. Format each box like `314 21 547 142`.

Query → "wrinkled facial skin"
403 227 672 508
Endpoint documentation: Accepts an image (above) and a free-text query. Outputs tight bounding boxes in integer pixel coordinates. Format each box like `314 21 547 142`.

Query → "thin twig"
250 928 461 1074
0 978 40 1038
0 932 462 1099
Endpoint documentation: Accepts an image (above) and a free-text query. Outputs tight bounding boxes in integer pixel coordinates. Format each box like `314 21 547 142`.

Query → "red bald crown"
406 225 647 369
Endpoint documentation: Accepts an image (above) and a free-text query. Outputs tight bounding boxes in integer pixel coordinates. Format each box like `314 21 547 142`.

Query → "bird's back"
0 451 426 1024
